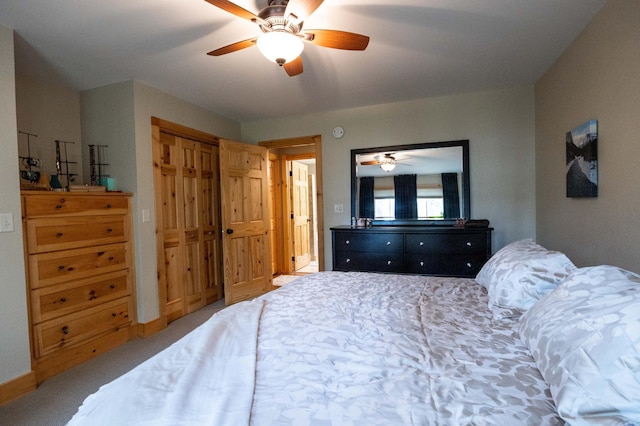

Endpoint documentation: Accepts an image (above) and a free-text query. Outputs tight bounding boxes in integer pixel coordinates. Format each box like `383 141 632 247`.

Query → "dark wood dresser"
331 225 492 277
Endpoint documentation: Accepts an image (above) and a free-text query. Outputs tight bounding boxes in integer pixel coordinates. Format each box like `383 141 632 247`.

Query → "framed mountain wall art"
566 119 598 198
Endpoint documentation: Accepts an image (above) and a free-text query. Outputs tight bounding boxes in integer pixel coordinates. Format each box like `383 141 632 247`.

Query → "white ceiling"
0 0 607 122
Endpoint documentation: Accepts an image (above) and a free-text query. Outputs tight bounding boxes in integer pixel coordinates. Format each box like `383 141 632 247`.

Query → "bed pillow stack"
519 265 640 424
475 239 576 319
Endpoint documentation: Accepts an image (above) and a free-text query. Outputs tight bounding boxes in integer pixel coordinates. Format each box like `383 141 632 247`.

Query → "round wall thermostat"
332 126 345 139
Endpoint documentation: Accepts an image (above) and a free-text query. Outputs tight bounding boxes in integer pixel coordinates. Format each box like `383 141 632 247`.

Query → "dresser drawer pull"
106 203 112 209
466 262 472 268
386 241 392 246
62 326 69 335
345 240 350 245
111 312 117 317
60 297 67 303
56 232 64 238
110 284 116 289
466 242 472 247
387 260 392 265
109 256 115 261
420 261 424 266
106 228 113 233
346 258 351 263
419 241 424 246
89 290 97 300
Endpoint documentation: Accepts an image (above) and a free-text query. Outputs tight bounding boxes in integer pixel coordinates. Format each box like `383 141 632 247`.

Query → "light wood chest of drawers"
21 192 136 383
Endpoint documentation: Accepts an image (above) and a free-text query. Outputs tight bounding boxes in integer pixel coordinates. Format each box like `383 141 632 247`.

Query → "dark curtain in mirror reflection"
358 176 375 218
394 174 418 219
442 173 460 218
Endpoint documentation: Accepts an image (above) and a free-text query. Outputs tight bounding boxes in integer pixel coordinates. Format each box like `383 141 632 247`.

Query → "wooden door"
267 152 283 276
153 131 184 323
201 144 223 304
180 139 205 314
291 161 311 270
219 140 273 305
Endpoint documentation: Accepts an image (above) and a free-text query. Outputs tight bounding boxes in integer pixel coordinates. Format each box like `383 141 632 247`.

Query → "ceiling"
0 0 607 122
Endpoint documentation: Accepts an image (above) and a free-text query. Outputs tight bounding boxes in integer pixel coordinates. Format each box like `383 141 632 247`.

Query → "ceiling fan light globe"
257 31 304 65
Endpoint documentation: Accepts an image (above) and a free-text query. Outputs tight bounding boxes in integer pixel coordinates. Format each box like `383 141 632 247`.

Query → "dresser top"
331 225 492 233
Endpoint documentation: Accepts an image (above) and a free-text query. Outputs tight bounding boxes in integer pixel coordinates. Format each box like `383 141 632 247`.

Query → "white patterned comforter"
69 272 561 425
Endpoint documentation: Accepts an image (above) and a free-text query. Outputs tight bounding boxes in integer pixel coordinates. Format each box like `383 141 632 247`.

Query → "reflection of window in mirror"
372 174 451 219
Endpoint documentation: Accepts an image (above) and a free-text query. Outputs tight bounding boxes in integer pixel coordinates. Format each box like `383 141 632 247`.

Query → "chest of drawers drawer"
31 270 130 323
26 216 127 254
405 232 488 254
29 243 128 289
334 252 405 273
405 253 488 276
334 232 403 253
23 194 129 217
33 298 131 358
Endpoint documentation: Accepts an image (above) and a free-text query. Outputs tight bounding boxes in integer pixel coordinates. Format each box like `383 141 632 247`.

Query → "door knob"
226 228 234 234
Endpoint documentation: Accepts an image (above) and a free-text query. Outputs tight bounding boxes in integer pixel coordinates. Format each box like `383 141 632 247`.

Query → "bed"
68 240 640 425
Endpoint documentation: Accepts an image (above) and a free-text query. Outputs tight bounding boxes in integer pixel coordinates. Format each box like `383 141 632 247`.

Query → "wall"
81 80 241 323
15 74 83 187
242 85 537 268
0 25 31 385
535 0 640 272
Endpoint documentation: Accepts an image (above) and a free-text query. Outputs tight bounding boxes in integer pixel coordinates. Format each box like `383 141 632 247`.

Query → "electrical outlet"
142 209 151 223
0 213 14 233
334 204 344 213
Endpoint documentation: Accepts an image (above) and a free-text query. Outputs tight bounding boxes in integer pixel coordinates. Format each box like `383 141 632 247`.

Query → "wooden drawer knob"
106 204 112 209
56 232 63 238
60 297 67 303
106 228 113 233
62 326 69 335
110 284 115 289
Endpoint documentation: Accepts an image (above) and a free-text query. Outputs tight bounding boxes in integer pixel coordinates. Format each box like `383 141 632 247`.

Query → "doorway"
259 135 324 281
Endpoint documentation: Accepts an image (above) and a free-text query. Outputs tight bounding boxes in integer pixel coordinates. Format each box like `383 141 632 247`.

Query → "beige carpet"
273 274 302 286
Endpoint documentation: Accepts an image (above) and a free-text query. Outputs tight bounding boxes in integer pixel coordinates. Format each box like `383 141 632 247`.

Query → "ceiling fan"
204 0 370 76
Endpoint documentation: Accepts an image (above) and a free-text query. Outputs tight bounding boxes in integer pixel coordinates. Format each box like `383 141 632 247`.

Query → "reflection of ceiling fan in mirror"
204 0 370 76
361 153 412 172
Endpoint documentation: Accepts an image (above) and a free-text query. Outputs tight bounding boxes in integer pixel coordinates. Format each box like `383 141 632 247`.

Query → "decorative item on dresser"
21 191 136 384
331 225 492 277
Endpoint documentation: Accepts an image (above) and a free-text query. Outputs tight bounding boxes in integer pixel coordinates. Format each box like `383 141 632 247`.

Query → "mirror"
351 140 470 225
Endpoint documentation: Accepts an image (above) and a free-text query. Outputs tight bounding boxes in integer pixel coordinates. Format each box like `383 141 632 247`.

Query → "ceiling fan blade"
304 29 370 50
207 37 258 56
284 0 324 23
203 0 260 22
360 160 380 166
284 56 304 76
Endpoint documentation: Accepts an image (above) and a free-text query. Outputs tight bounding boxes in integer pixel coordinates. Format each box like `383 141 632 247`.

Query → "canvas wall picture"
566 119 598 197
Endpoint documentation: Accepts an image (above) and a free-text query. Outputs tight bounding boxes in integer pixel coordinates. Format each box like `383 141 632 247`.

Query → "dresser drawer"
31 270 130 323
405 254 487 277
26 216 127 254
334 232 403 253
33 298 131 358
334 252 404 273
23 194 129 217
29 243 128 289
406 232 488 254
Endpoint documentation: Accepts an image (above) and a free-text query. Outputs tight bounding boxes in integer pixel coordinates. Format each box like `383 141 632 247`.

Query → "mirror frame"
351 140 470 226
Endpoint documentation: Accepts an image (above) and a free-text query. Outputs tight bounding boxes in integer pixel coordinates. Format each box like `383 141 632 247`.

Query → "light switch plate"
0 213 14 233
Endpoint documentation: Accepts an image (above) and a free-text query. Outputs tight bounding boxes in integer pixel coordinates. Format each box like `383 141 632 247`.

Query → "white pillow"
475 239 576 318
519 265 640 425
